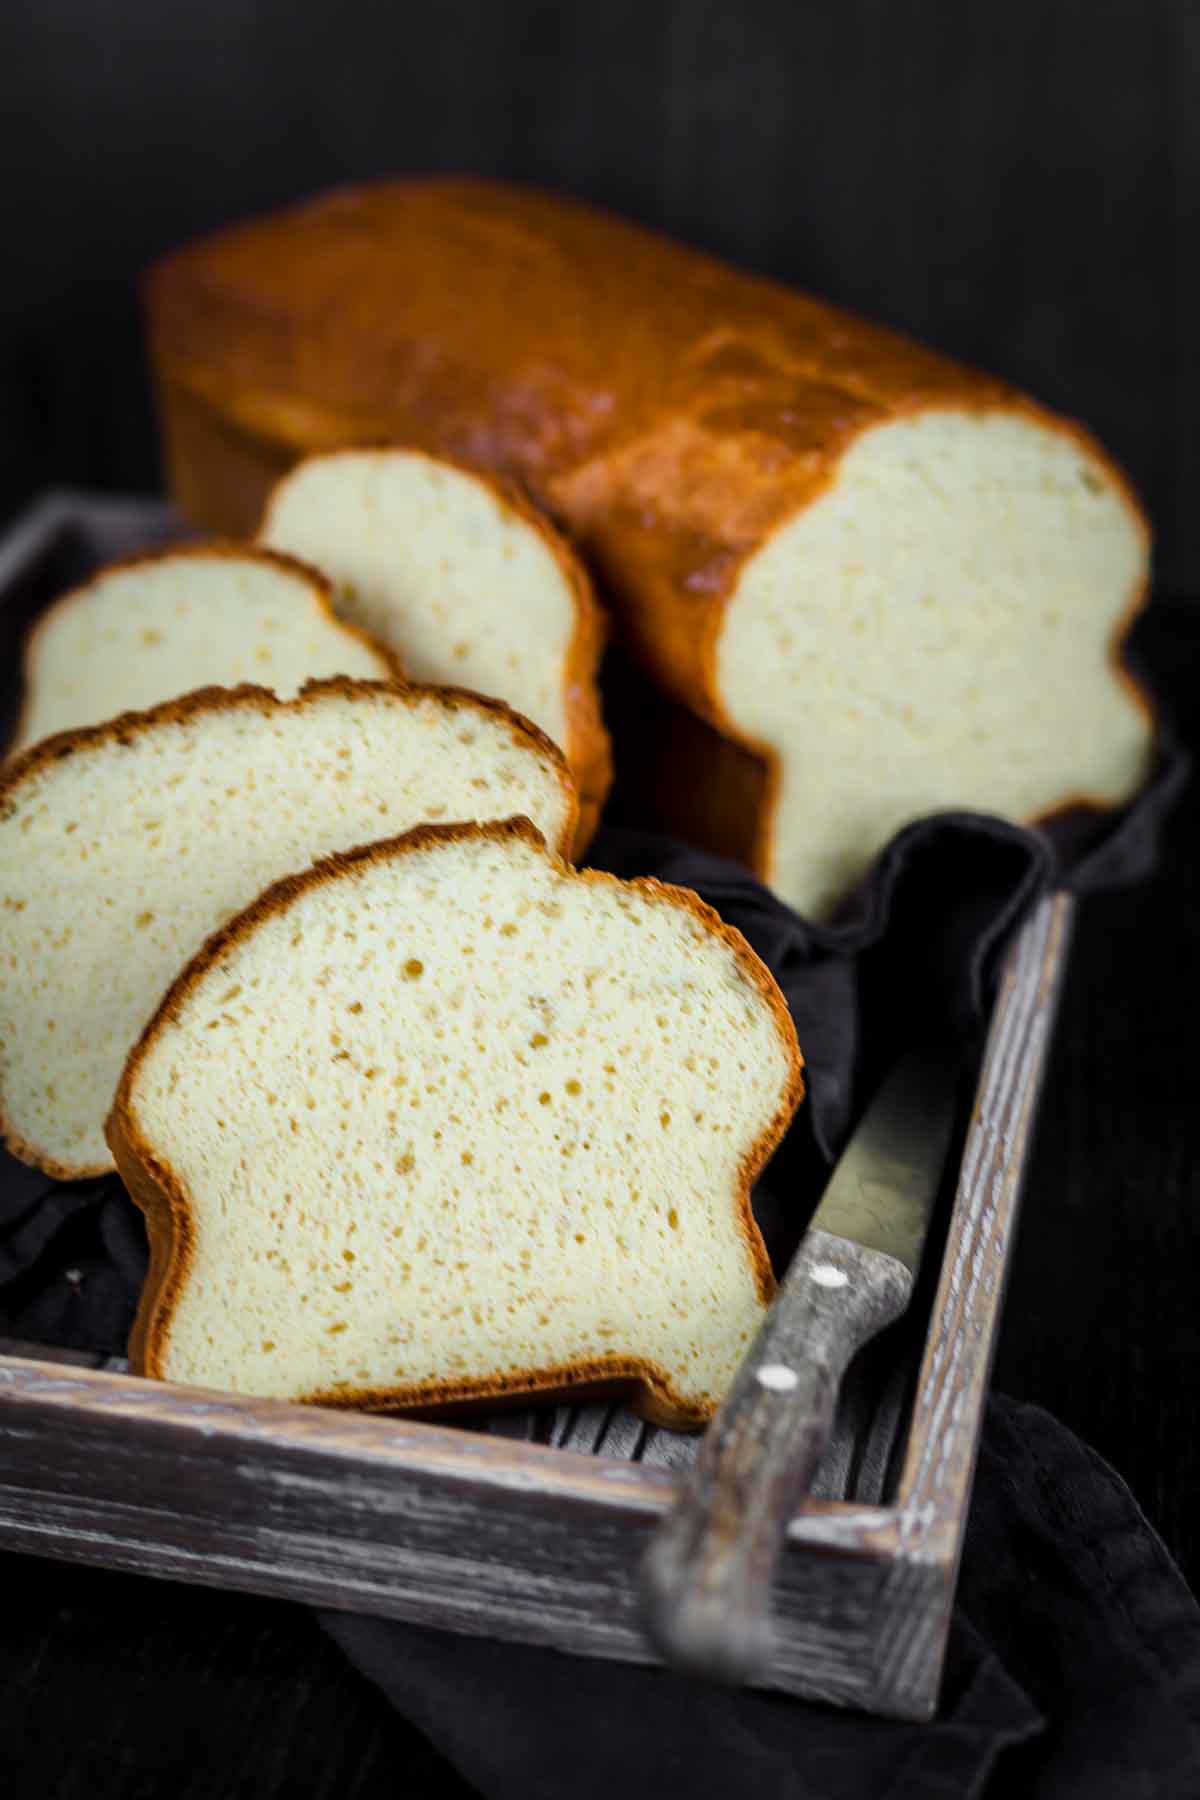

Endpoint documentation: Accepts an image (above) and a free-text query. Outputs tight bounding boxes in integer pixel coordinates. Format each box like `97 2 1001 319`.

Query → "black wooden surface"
2 1554 474 1800
2 4 1197 1791
989 602 1200 1563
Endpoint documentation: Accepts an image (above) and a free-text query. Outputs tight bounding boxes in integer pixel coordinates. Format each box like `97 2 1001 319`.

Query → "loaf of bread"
0 681 575 1177
145 178 1154 917
259 448 610 850
108 817 803 1423
10 544 401 755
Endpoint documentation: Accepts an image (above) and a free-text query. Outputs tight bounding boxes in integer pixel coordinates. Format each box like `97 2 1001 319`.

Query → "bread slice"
11 544 401 755
259 448 611 851
147 179 1153 916
107 818 803 1425
0 682 575 1179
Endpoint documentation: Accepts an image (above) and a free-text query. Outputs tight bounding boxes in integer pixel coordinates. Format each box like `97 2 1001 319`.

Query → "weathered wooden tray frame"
0 494 1071 1721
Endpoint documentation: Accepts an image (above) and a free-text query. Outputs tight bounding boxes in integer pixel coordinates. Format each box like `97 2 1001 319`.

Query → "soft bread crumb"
0 683 574 1176
261 448 593 763
13 546 397 754
719 409 1152 916
112 821 804 1424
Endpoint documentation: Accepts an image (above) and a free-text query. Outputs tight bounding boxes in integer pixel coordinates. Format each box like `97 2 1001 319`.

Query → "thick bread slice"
0 682 575 1178
148 179 1154 916
12 545 401 755
108 818 804 1425
259 448 611 852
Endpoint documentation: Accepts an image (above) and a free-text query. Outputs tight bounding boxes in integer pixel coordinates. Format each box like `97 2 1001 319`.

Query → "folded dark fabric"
0 695 1191 1800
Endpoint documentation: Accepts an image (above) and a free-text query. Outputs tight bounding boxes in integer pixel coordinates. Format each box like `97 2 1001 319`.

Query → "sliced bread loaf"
108 818 804 1425
148 179 1153 916
0 682 575 1178
11 544 401 755
258 448 611 851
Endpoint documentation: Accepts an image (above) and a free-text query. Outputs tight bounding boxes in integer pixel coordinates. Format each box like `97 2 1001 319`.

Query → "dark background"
1 4 1198 1794
1 0 1197 588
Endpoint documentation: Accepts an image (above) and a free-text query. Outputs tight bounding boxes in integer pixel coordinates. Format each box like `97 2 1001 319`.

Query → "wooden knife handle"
639 1228 913 1685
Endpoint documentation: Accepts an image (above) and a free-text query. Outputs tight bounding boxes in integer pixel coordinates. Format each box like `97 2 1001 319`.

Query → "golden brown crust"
116 1112 198 1379
146 177 1156 886
302 1354 713 1430
0 672 576 848
107 815 804 1426
0 681 577 1179
443 457 613 857
157 380 296 537
0 1132 111 1185
258 444 612 855
8 540 406 757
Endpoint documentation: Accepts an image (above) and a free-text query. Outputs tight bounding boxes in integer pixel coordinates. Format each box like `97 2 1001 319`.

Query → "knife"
639 1043 960 1686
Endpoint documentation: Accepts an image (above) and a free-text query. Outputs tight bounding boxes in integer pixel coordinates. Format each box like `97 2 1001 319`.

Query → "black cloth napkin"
0 716 1194 1798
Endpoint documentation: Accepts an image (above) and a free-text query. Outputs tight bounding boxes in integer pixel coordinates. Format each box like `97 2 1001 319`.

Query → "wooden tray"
0 492 1071 1721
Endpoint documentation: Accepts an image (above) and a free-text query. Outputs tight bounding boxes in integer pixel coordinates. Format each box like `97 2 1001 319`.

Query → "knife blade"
639 1043 960 1686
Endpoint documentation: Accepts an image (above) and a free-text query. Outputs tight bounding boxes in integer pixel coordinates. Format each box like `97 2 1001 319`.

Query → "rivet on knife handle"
639 1229 913 1683
640 1045 959 1686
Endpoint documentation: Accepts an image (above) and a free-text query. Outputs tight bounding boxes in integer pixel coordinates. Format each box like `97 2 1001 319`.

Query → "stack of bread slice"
2 513 801 1424
0 679 576 1177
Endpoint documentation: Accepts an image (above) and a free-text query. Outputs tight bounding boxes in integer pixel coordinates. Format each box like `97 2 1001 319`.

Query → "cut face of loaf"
109 820 804 1425
11 545 400 756
715 410 1152 913
147 179 1154 916
259 449 611 852
0 682 575 1178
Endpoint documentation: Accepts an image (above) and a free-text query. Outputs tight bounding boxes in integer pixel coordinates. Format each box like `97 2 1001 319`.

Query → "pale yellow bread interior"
0 683 574 1177
13 547 394 755
259 449 581 759
718 409 1153 917
112 822 802 1424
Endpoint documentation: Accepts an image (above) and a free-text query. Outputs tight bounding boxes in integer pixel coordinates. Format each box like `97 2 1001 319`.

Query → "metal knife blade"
806 1043 960 1275
640 1043 961 1686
